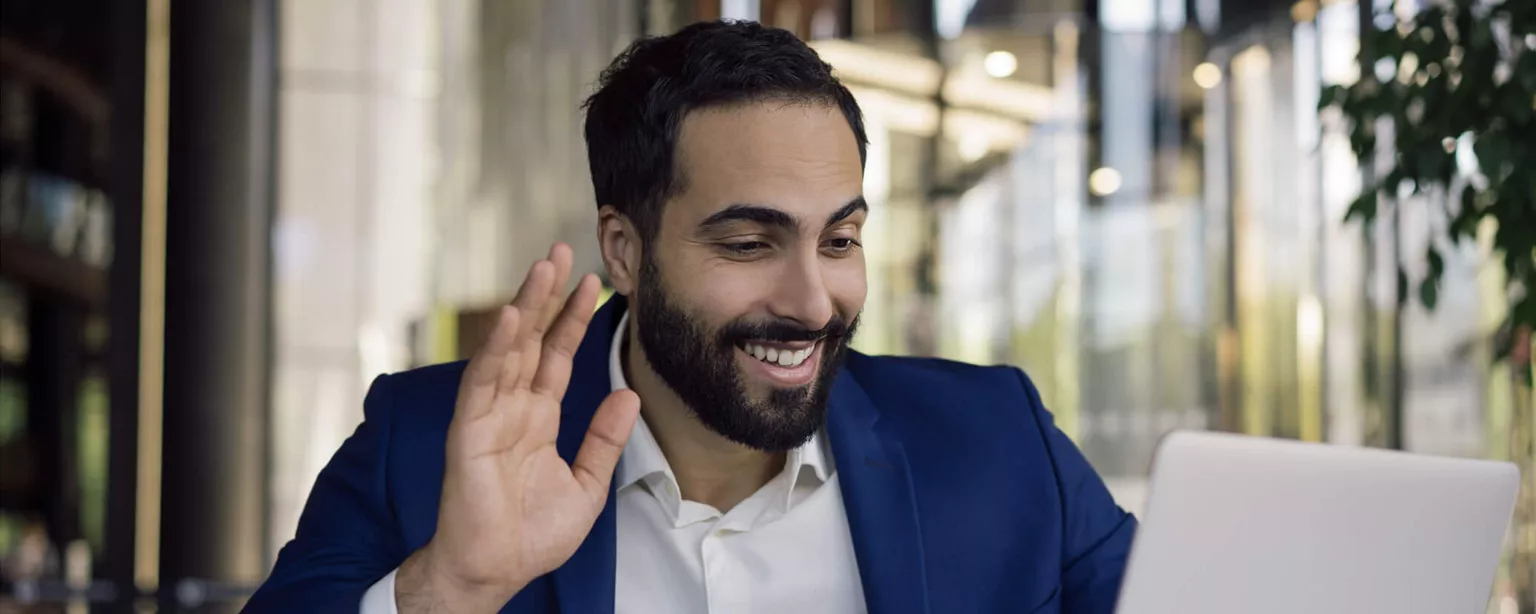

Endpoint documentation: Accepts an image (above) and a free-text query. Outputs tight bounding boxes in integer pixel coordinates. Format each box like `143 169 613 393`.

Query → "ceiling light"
958 134 989 162
1193 62 1223 89
984 51 1018 79
1089 167 1123 196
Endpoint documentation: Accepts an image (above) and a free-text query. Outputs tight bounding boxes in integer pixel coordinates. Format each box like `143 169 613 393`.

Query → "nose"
765 249 836 331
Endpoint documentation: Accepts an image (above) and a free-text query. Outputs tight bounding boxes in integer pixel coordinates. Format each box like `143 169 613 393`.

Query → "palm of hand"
424 244 641 597
439 396 597 586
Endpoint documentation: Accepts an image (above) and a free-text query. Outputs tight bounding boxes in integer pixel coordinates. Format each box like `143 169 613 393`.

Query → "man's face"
632 101 867 452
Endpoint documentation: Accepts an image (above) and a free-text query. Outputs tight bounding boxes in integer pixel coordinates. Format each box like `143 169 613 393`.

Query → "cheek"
670 266 765 324
825 256 867 315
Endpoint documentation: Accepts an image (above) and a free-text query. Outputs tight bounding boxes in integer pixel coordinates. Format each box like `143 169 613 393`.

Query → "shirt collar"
609 310 833 494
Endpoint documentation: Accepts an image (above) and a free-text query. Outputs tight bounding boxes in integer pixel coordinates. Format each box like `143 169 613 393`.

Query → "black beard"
632 257 858 452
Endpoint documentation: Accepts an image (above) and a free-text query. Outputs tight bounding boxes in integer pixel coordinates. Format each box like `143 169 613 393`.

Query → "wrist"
396 544 526 613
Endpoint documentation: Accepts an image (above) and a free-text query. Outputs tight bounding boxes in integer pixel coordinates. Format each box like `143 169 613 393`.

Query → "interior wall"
269 0 438 559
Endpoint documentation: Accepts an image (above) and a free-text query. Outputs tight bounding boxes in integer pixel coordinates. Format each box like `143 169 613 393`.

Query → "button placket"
701 525 724 613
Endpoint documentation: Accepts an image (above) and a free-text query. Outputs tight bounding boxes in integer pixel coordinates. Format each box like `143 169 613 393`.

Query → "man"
246 20 1134 614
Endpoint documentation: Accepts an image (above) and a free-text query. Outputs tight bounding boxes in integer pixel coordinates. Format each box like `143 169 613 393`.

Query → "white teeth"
741 343 813 368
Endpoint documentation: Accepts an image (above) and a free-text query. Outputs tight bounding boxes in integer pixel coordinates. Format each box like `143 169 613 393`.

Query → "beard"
632 257 859 452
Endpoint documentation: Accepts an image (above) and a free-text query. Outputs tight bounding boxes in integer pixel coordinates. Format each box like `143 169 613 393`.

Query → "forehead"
669 101 862 225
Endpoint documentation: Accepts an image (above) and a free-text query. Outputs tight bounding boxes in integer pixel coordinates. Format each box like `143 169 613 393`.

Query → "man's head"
584 21 868 452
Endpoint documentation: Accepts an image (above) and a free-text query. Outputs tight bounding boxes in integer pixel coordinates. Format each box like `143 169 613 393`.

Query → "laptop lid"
1114 431 1520 614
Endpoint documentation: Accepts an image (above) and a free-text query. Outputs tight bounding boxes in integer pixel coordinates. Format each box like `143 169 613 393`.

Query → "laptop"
1114 430 1521 614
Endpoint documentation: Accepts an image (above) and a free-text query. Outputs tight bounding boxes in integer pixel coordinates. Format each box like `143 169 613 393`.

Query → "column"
158 0 275 609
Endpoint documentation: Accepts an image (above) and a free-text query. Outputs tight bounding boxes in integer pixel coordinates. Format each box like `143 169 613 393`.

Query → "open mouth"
738 340 817 368
735 339 822 386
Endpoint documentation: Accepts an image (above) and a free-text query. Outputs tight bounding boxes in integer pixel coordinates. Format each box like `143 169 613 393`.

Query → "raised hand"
396 244 641 612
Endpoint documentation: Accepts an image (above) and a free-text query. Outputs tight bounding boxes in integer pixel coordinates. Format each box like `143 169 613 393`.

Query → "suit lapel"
549 296 626 614
826 365 931 614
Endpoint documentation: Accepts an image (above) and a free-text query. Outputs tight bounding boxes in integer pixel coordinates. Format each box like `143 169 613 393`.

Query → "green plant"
1320 0 1535 377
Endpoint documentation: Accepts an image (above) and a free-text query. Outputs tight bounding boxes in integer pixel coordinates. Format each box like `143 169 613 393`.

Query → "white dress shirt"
361 312 865 613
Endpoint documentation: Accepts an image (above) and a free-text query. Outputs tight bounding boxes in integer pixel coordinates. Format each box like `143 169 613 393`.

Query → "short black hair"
582 20 868 245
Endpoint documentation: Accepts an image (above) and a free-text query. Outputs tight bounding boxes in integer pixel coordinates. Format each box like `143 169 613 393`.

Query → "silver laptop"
1115 430 1521 614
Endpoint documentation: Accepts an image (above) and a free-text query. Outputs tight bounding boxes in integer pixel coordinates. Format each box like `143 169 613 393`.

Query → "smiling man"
246 20 1135 614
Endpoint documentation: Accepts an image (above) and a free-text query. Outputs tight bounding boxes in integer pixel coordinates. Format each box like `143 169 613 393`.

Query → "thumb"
571 389 641 506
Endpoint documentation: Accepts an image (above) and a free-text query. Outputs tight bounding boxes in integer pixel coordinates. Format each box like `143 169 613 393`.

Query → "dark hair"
582 20 868 245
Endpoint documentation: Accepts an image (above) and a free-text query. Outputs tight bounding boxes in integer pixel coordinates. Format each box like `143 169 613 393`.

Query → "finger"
522 244 574 384
541 243 575 329
511 260 558 339
530 274 602 398
457 306 520 421
508 260 556 389
495 330 525 398
572 389 641 508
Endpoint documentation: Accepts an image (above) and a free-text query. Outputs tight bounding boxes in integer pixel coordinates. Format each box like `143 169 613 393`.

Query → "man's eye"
825 237 860 252
721 241 769 255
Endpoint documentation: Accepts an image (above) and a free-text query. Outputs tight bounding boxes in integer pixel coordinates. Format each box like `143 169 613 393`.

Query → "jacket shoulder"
844 352 1034 403
384 359 469 394
362 360 467 461
375 360 466 413
841 352 1053 445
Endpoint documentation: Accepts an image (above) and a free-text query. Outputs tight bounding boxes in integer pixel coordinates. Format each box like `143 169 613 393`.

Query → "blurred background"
0 0 1531 611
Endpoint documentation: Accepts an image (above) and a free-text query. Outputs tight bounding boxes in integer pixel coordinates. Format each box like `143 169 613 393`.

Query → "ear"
597 205 641 296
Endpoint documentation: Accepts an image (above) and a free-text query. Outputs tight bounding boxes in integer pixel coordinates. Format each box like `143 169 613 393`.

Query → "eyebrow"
696 196 868 234
825 197 868 228
698 204 797 232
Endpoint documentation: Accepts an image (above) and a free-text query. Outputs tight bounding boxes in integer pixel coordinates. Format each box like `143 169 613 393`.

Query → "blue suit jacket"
246 297 1136 613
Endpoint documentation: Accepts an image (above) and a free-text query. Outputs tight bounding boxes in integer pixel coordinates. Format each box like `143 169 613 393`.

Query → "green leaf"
1418 276 1440 310
1452 184 1480 240
1414 148 1453 189
1397 267 1410 307
1516 46 1536 92
1427 246 1444 278
1494 321 1515 361
1473 132 1510 177
1345 191 1379 224
1319 85 1346 111
1513 293 1536 331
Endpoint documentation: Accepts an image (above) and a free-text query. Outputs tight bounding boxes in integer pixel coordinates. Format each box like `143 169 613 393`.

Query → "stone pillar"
158 0 275 609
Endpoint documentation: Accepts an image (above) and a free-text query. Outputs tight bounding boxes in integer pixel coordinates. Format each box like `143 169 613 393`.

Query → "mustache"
719 314 858 345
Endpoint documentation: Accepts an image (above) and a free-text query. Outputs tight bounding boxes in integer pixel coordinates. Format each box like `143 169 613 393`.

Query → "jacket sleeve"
244 374 408 612
1015 369 1138 614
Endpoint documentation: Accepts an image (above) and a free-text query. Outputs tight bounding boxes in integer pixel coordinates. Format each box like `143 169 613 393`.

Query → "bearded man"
247 20 1135 614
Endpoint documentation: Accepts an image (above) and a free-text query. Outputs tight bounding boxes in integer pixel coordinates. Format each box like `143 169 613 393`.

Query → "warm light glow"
1088 167 1123 196
942 73 1054 121
1297 295 1324 358
138 0 171 589
1291 0 1318 23
1193 62 1223 89
810 40 944 97
1295 295 1325 443
816 40 1053 123
958 134 989 162
984 51 1018 79
844 85 940 135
